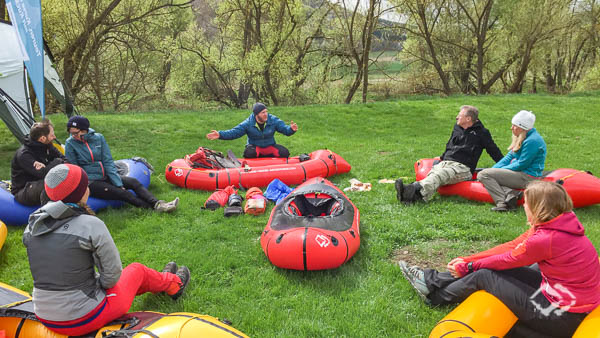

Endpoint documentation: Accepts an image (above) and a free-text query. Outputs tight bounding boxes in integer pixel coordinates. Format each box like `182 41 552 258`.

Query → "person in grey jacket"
65 115 178 212
23 164 190 336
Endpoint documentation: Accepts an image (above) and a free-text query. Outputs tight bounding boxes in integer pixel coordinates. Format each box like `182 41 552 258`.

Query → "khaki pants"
477 168 535 206
419 161 472 201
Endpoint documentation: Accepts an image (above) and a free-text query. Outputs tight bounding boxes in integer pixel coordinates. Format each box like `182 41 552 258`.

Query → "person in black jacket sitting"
395 105 504 203
11 120 67 206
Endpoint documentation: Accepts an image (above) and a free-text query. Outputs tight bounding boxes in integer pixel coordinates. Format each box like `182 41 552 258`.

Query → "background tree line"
1 0 599 112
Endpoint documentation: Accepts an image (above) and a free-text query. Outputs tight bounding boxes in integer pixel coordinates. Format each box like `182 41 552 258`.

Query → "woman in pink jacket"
399 180 600 337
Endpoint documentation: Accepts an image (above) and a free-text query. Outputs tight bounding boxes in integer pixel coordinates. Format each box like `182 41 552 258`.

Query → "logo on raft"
315 234 330 248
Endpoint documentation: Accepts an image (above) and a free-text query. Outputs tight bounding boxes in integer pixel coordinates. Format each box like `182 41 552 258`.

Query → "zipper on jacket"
84 141 105 178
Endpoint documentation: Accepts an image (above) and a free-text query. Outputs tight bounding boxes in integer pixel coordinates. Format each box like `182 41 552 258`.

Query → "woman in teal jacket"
65 116 178 212
478 110 547 211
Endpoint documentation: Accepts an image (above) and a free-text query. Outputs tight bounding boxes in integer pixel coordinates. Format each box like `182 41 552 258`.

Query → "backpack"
185 147 240 170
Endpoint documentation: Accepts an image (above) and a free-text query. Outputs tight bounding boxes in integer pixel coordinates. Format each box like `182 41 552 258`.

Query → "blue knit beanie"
252 103 267 115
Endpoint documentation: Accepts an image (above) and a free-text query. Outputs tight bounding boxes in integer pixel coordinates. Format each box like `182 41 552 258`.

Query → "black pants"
243 144 290 158
88 176 158 209
13 180 50 206
425 266 587 337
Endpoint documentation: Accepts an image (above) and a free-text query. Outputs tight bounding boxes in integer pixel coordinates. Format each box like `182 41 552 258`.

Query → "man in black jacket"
11 120 67 206
396 106 503 203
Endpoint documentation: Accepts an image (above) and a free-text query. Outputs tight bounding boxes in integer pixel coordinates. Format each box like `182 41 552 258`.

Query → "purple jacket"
458 212 600 313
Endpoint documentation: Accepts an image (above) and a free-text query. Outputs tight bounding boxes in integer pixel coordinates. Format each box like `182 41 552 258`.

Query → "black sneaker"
162 261 177 274
171 266 190 300
395 179 404 201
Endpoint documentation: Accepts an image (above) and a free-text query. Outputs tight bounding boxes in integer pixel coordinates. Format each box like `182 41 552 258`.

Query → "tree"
330 0 386 103
43 0 192 104
394 0 453 95
1 0 6 21
179 0 333 108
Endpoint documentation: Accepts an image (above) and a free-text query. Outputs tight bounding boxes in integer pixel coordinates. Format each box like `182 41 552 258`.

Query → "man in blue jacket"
206 103 298 158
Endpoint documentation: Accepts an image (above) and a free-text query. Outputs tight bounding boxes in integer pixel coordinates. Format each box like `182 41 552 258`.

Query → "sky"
328 0 405 23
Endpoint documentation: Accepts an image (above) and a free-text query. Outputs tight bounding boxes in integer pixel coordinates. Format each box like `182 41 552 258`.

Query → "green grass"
1 94 600 337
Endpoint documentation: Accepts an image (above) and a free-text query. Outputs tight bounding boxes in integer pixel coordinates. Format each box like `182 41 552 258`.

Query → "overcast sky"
328 0 404 23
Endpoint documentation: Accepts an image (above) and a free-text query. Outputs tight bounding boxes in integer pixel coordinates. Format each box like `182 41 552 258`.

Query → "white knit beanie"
511 110 535 130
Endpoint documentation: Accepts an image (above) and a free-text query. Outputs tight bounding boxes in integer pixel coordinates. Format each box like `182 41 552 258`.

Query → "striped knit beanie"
45 164 89 203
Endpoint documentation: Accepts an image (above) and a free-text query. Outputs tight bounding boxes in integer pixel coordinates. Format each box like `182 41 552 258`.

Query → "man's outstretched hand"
206 130 220 140
290 121 298 132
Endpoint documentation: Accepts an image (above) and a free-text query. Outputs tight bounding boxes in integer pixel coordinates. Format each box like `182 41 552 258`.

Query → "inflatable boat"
0 221 6 251
415 158 600 208
0 158 152 226
0 282 248 338
165 147 351 191
261 177 360 270
429 290 600 337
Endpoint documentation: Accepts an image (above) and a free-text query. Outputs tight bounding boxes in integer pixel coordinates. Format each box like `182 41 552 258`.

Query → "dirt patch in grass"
391 239 493 271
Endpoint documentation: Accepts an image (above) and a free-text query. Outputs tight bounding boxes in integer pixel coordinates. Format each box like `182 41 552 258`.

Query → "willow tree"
180 0 331 108
328 0 386 103
42 0 192 108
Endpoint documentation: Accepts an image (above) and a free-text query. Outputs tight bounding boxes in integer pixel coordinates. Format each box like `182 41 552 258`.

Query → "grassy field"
1 93 599 337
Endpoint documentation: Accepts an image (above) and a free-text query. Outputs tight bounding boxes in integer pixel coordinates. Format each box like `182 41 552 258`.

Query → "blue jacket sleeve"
218 121 248 140
492 151 515 168
273 116 295 136
99 135 123 187
499 139 540 172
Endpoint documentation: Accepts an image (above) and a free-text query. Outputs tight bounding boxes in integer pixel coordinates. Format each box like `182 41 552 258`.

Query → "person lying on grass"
478 110 547 212
65 115 178 212
398 180 600 337
206 102 298 158
23 164 191 336
395 105 503 204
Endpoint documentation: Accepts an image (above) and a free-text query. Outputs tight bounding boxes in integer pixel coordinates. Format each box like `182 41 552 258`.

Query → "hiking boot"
491 203 511 212
505 190 523 210
170 266 191 300
402 182 420 204
154 197 179 213
398 261 430 302
395 179 404 201
162 261 178 274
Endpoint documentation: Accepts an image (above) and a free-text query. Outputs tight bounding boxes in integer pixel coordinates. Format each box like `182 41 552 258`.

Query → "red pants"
40 263 181 336
243 144 290 158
